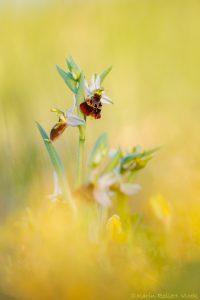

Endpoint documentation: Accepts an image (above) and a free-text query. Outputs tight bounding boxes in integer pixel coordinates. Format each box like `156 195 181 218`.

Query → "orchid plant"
37 56 159 216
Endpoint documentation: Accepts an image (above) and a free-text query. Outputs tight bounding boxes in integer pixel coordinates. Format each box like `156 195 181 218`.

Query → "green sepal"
120 146 160 173
99 65 112 83
140 146 161 158
66 56 81 80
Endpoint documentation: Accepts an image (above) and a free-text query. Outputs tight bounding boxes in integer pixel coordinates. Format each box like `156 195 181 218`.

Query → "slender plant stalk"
76 125 86 188
75 72 86 188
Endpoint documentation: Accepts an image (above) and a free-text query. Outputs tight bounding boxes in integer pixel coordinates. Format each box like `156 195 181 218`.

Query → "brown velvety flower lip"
50 121 68 141
80 93 102 119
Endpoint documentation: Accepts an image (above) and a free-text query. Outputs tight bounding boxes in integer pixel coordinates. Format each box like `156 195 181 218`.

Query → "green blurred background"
1 0 200 216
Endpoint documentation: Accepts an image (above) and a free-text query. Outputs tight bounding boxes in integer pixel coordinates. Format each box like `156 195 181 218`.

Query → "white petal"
120 183 141 196
91 74 96 91
67 95 77 114
67 114 86 127
93 188 112 207
102 93 112 101
84 79 92 95
101 93 113 104
98 173 117 189
101 98 112 105
95 75 101 89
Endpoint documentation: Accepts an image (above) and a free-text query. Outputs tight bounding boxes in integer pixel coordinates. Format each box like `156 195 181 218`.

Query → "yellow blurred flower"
149 194 172 229
106 214 127 243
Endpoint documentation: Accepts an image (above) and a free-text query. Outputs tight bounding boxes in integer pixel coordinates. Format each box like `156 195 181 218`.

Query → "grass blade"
36 122 77 213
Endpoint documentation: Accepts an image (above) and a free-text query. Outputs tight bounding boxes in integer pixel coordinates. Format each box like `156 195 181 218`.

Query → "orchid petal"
67 95 77 113
95 75 101 89
102 93 112 101
91 74 96 90
101 97 113 104
84 79 92 95
98 173 118 189
67 113 86 127
101 93 113 104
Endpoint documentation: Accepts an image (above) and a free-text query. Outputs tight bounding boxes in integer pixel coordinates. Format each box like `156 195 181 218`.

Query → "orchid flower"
93 172 141 207
85 74 113 104
50 96 85 141
80 74 113 119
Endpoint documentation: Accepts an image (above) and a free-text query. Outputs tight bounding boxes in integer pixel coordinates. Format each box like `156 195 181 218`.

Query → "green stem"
75 72 86 188
76 125 86 188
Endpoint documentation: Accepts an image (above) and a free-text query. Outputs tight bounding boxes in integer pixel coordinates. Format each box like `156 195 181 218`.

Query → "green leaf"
66 56 81 80
88 133 109 168
56 65 77 93
36 122 76 212
36 122 65 175
99 65 112 83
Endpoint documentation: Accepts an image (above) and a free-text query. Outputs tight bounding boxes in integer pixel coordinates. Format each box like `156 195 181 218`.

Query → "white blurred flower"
93 172 141 207
93 173 116 207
